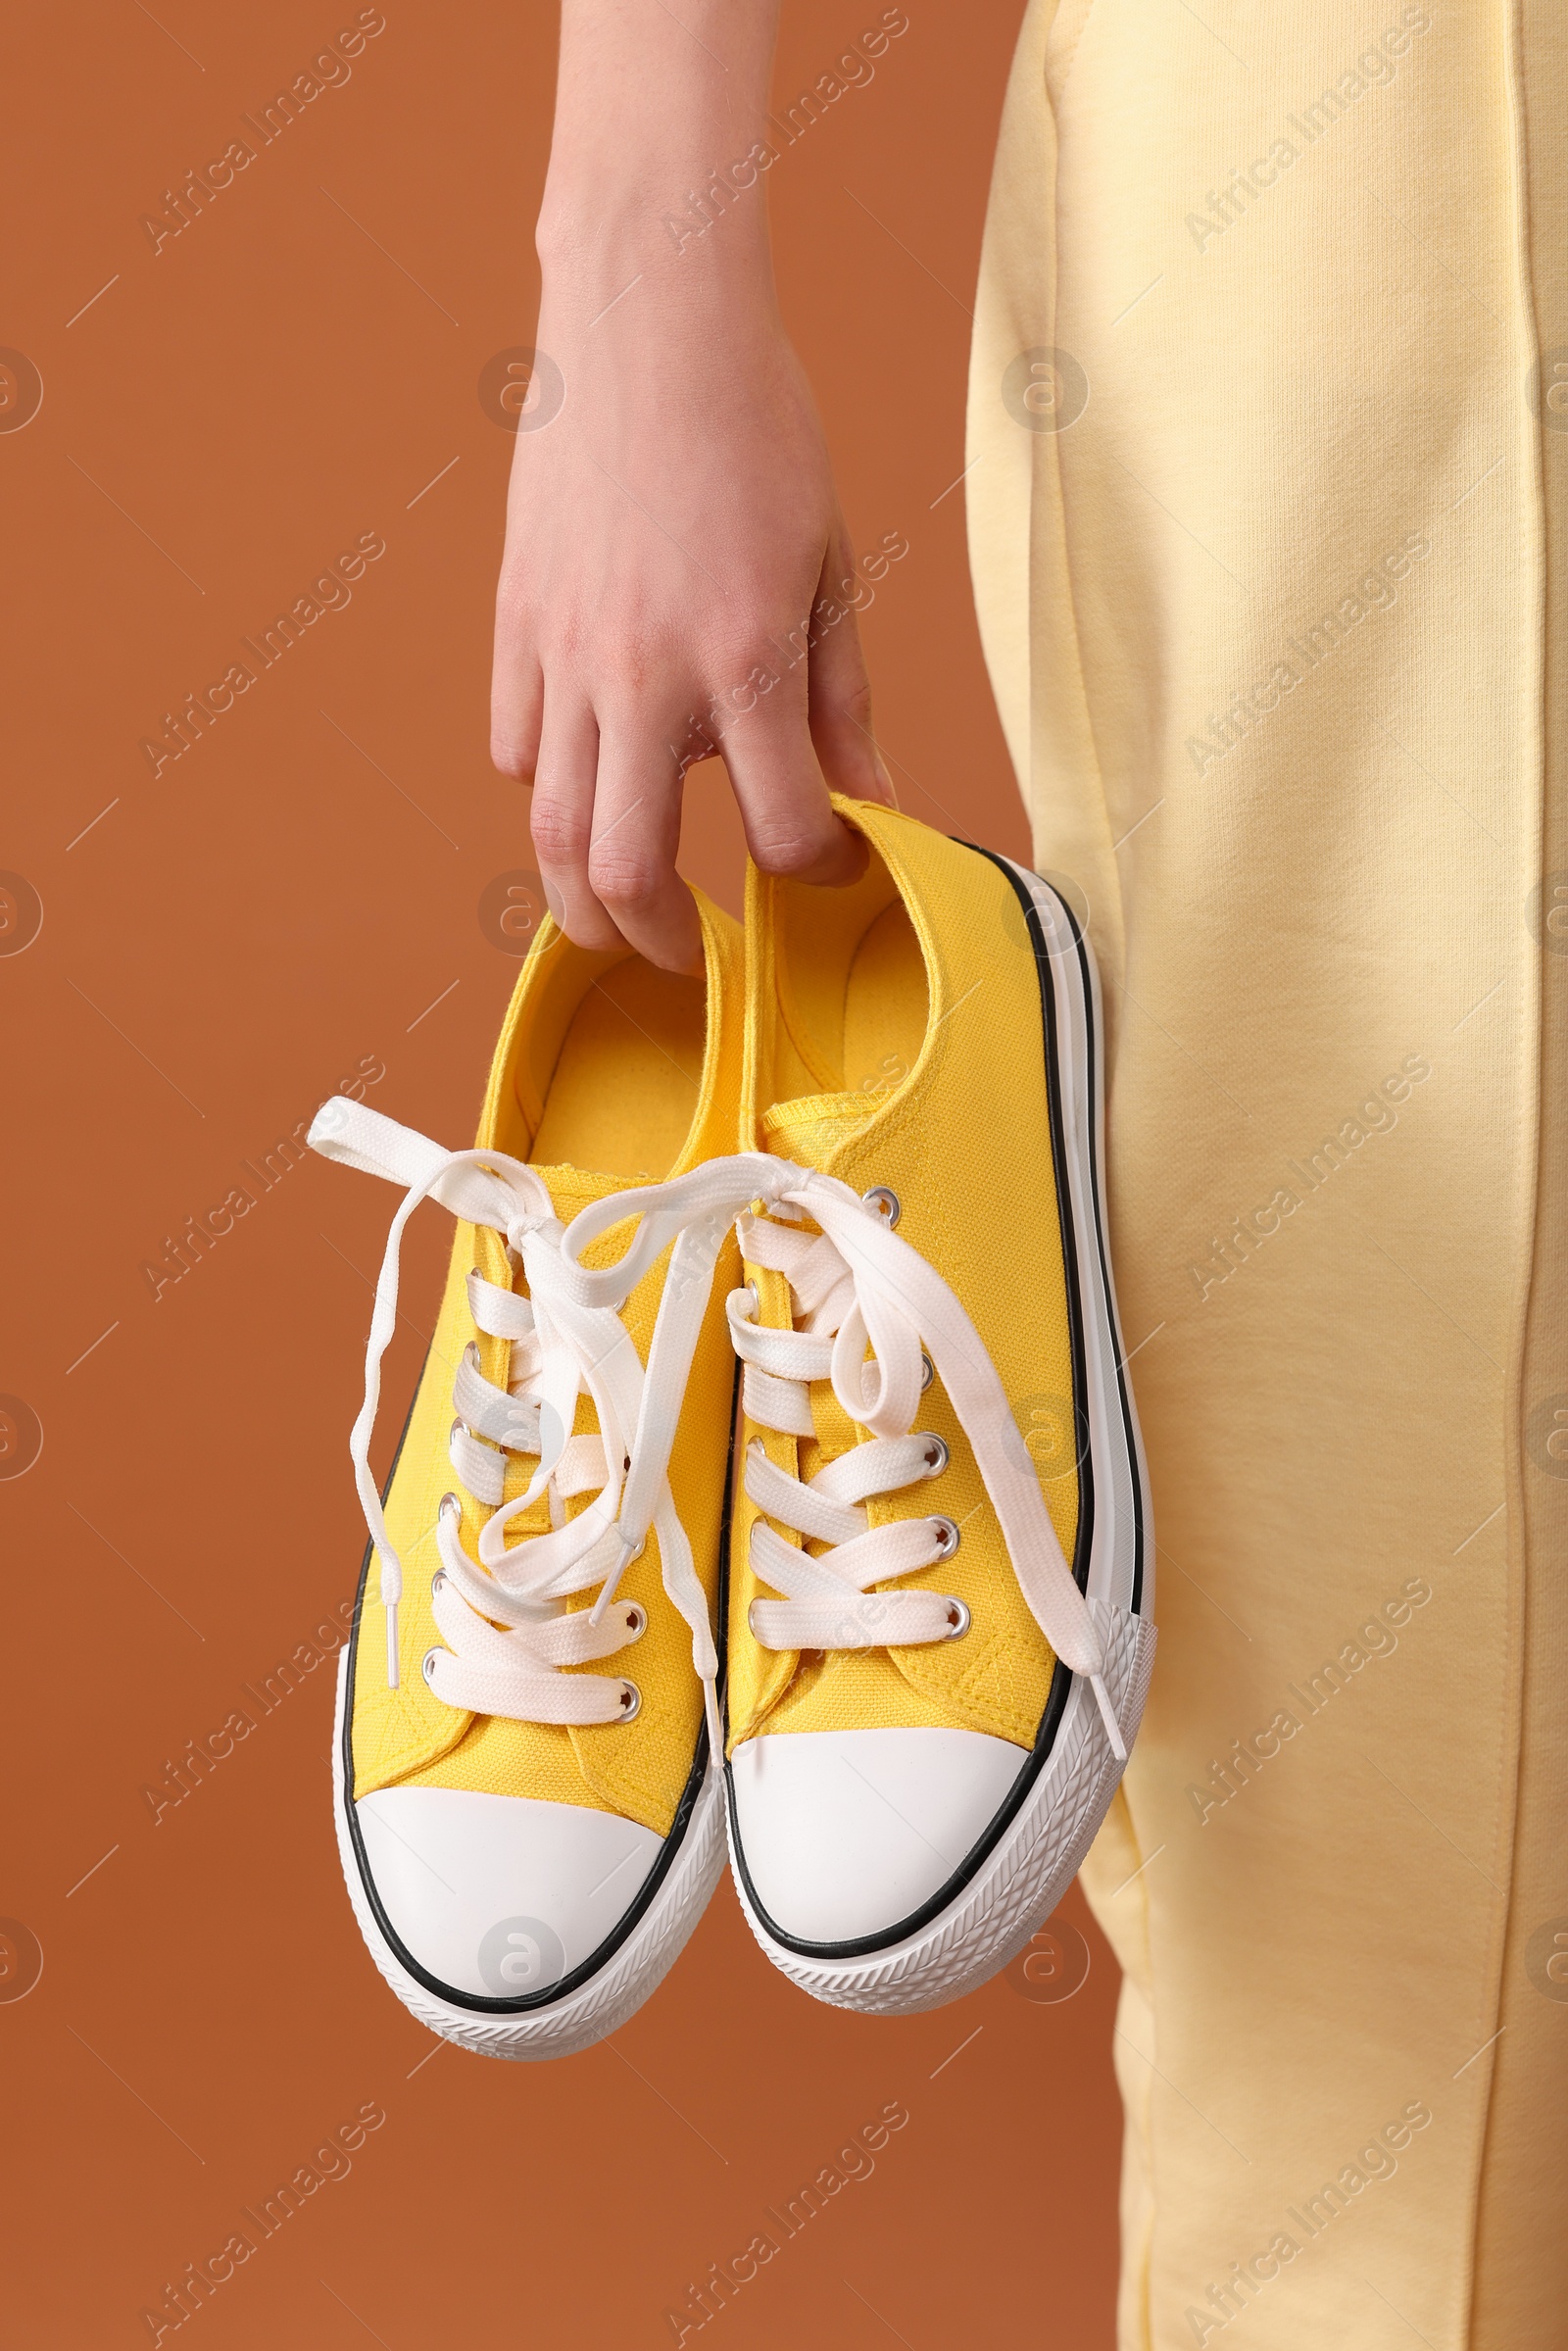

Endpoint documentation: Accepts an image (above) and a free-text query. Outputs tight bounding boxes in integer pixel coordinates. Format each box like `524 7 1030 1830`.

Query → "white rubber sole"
331 1647 726 2060
726 861 1156 2016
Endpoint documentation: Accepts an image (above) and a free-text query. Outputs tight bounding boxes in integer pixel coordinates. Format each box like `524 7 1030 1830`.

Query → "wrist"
540 0 780 279
535 164 777 309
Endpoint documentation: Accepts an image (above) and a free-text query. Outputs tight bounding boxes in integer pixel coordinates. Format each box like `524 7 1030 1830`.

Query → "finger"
586 724 703 975
529 693 625 951
720 652 868 889
491 592 545 781
807 526 895 806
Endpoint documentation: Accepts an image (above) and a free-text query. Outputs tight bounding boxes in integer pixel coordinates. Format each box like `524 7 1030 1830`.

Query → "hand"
490 4 893 973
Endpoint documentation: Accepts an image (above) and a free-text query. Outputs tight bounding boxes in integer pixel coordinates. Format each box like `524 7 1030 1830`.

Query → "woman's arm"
491 0 889 973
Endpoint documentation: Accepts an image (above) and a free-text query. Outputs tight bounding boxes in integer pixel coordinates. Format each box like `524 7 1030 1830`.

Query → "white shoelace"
313 1103 1122 1763
309 1101 720 1748
561 1152 1125 1758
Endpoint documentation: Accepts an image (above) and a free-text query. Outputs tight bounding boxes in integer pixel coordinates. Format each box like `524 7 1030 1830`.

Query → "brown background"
0 2 1123 2342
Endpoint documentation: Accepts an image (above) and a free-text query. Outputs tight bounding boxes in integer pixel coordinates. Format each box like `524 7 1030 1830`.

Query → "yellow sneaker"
719 802 1154 2010
578 803 1155 2013
309 893 743 2059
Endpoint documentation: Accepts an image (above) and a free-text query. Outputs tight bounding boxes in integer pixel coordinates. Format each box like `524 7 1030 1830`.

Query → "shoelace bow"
309 1101 721 1752
312 1105 1123 1765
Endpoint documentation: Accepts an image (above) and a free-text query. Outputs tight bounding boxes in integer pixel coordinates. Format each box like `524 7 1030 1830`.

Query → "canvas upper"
346 895 744 1830
727 802 1082 1751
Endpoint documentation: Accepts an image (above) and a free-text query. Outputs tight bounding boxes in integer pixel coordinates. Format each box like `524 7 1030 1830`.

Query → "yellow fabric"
349 892 745 1838
528 958 707 1183
727 801 1078 1754
967 7 1567 2346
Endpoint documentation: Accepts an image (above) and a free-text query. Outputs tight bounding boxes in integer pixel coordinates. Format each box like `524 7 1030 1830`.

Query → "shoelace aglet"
376 1544 404 1688
1089 1671 1125 1762
588 1540 637 1629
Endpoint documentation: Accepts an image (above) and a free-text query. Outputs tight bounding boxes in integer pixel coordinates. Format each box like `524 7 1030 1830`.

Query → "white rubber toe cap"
355 1787 662 2000
729 1727 1028 1945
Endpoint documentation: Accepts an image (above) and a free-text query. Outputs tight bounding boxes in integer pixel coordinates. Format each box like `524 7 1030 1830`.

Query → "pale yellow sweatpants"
966 6 1568 2346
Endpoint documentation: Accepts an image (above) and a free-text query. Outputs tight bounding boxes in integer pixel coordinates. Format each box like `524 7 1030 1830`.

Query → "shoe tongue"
760 1092 881 1173
514 1162 652 1285
530 1162 642 1224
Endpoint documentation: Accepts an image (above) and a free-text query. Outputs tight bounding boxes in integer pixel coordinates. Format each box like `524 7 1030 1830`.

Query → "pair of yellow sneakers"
310 800 1155 2059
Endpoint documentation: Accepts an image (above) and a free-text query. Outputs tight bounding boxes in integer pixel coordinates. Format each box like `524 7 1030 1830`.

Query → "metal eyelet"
920 1351 935 1392
615 1681 642 1723
430 1569 447 1597
862 1185 901 1227
438 1492 462 1524
449 1418 465 1446
917 1432 949 1477
930 1515 960 1557
746 1599 765 1639
622 1604 646 1641
942 1596 971 1641
420 1646 442 1683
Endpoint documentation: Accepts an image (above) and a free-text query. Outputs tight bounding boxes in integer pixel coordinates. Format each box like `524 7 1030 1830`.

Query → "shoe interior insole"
771 852 931 1107
527 958 706 1182
839 900 929 1102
